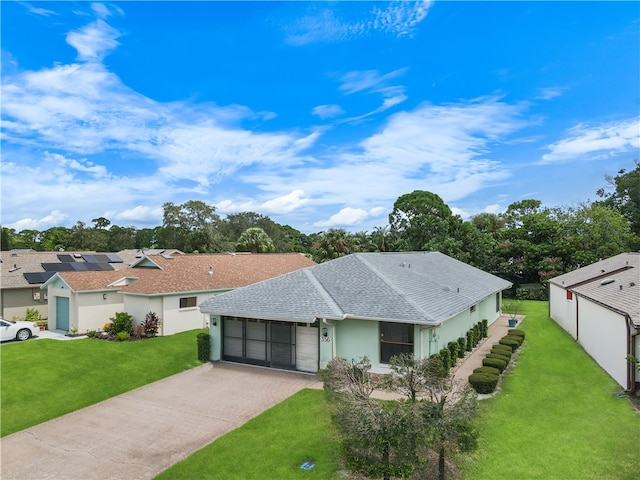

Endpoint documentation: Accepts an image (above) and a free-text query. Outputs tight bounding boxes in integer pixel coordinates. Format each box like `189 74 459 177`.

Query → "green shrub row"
436 319 490 373
470 331 525 394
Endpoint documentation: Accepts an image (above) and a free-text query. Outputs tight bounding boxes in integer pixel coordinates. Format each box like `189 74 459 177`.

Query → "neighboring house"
42 253 316 336
0 250 141 321
549 252 640 392
199 252 512 374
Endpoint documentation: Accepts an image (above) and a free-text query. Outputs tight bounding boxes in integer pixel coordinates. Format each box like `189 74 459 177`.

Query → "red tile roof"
56 253 316 295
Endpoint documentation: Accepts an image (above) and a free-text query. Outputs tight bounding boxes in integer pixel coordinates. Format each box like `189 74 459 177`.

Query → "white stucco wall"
577 296 628 389
161 293 209 335
549 283 577 339
124 295 163 334
76 291 124 333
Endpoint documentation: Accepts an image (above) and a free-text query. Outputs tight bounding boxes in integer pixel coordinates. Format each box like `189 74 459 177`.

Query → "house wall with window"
124 293 208 336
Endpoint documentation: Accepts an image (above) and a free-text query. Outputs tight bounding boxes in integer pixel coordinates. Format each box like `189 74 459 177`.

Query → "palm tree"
235 227 275 253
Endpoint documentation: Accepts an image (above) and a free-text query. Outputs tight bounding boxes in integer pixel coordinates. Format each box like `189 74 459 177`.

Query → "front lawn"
1 330 204 437
156 388 339 480
462 301 639 480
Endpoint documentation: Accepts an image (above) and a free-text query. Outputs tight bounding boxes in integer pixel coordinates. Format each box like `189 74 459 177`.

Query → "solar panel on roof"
70 263 89 271
24 272 55 284
106 254 123 263
57 254 75 263
82 255 97 263
42 263 74 272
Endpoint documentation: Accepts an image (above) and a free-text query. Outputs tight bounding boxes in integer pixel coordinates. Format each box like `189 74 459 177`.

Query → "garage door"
296 325 318 373
222 317 318 372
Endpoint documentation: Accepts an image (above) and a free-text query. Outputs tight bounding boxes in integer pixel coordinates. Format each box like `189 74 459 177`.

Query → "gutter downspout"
625 314 639 393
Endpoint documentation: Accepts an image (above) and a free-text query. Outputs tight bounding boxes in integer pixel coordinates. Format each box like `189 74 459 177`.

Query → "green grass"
462 301 639 480
1 330 204 437
155 388 340 480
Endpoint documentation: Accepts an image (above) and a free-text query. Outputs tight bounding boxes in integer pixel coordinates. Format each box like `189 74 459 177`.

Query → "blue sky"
2 1 639 234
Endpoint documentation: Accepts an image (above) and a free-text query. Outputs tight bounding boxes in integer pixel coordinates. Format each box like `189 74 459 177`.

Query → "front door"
56 297 70 331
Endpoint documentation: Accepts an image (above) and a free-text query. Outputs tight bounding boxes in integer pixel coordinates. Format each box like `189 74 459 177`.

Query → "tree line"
2 163 638 292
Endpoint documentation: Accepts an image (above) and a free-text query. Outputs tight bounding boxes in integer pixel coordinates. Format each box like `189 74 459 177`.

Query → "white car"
0 318 40 342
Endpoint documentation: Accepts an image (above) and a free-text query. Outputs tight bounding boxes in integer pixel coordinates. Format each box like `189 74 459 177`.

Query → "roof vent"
600 278 615 286
208 267 213 276
619 285 623 290
630 282 636 287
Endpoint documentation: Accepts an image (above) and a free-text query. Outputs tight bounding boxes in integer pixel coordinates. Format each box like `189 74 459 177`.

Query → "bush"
86 330 96 338
491 346 512 359
197 332 211 362
504 334 523 346
466 330 475 351
486 353 511 364
508 328 526 339
109 312 133 335
102 322 113 332
482 357 507 373
439 348 452 371
457 337 467 357
473 366 501 376
469 372 499 394
481 319 488 338
499 337 520 351
141 311 160 337
115 331 130 342
447 341 459 362
473 323 482 342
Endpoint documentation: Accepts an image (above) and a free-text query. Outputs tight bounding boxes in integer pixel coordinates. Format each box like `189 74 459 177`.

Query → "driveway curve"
1 362 321 480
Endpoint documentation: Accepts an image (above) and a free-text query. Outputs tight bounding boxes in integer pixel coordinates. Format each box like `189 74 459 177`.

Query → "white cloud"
540 117 640 163
312 104 345 119
66 19 121 62
314 207 372 227
112 205 164 224
7 210 68 231
535 86 566 100
285 1 432 45
261 190 310 214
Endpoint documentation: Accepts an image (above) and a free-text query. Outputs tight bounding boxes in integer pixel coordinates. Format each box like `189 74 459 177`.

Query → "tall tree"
596 161 640 236
311 228 354 263
389 190 454 251
159 201 221 252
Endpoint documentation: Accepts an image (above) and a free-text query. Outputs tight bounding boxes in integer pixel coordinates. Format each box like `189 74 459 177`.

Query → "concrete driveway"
0 362 322 480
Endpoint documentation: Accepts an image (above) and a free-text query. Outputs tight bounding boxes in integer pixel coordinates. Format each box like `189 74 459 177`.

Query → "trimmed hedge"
504 334 523 346
508 328 526 339
486 352 511 364
469 372 499 394
491 347 512 359
447 341 459 362
483 357 507 373
499 337 520 351
473 366 501 376
197 332 211 362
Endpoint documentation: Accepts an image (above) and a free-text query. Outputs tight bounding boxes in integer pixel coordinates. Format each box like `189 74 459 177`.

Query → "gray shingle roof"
549 252 640 326
199 252 512 324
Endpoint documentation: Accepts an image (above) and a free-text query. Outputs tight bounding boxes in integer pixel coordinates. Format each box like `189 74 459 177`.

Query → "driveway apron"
1 362 321 480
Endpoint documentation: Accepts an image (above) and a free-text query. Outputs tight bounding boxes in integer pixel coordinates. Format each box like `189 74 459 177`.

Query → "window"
566 290 573 300
379 322 414 363
470 304 477 314
179 296 197 308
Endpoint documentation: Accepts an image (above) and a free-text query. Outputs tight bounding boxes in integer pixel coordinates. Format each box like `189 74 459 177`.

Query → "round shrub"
86 330 96 338
469 372 499 394
482 357 507 373
466 330 475 351
508 328 525 339
486 352 511 364
473 366 501 376
492 343 512 353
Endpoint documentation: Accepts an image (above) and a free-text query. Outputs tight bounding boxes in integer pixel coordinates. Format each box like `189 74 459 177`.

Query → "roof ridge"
304 268 344 318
